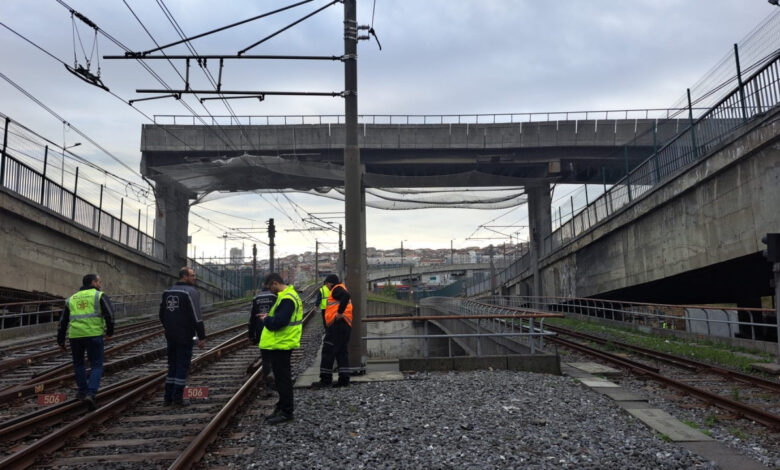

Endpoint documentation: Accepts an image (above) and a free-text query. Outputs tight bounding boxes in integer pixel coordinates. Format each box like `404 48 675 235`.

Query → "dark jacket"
262 298 295 331
330 285 351 314
248 290 277 342
159 282 206 343
57 287 115 345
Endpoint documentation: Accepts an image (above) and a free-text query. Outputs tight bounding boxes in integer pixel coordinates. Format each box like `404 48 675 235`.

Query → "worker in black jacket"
159 267 206 406
249 286 277 394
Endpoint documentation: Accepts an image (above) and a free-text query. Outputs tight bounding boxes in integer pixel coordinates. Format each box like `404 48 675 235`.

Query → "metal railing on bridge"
363 296 560 357
467 51 780 297
480 295 777 345
0 117 163 259
152 108 705 126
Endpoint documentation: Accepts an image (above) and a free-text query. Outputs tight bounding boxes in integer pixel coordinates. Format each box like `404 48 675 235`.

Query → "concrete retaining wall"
0 187 222 303
400 354 561 374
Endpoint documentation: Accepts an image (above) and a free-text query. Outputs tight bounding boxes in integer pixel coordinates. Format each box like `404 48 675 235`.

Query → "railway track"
0 296 318 469
546 324 780 429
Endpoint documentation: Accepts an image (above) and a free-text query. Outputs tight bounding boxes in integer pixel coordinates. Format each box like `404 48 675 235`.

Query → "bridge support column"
154 182 190 274
527 183 552 299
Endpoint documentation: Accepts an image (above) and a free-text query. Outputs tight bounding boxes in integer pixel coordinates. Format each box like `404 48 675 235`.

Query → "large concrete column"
154 182 190 274
526 183 552 298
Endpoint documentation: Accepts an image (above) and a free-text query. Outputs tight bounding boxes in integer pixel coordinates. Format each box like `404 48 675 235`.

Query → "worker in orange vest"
311 274 352 388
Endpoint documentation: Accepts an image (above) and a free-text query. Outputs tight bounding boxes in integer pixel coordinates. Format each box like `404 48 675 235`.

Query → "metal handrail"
152 108 710 126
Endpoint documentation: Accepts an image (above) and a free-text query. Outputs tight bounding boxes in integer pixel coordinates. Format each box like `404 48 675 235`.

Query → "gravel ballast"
226 369 714 469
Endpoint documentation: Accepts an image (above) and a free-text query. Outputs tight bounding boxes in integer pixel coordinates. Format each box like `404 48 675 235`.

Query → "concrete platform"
295 349 404 389
566 361 622 377
563 361 767 469
579 378 620 388
626 408 712 442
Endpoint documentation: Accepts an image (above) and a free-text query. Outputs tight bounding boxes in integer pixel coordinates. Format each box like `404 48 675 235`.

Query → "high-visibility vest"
324 283 353 327
259 285 303 350
319 285 330 310
66 289 105 338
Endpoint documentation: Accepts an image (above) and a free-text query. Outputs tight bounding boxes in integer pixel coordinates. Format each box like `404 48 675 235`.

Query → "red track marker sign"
37 393 66 406
183 387 209 399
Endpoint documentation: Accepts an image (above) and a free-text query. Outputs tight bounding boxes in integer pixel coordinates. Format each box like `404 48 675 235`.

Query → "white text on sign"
183 387 209 399
37 393 66 406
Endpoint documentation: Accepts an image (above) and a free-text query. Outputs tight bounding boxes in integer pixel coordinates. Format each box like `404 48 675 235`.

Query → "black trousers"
319 320 351 383
262 349 293 415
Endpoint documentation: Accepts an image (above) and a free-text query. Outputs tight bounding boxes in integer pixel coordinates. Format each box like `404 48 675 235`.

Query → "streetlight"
400 240 407 266
60 142 81 187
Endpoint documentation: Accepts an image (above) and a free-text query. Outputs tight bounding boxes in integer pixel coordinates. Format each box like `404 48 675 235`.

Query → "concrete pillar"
154 182 190 274
527 183 552 298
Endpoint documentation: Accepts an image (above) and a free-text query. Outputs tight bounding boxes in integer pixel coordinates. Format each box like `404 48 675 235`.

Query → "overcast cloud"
0 1 775 259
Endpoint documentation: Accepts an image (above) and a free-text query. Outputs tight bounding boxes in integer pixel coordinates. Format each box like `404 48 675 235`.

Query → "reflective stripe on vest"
259 285 303 350
319 285 330 310
324 283 353 327
67 289 105 338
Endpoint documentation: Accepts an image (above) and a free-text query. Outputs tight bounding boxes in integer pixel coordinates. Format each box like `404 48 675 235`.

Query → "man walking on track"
311 274 352 388
57 273 115 411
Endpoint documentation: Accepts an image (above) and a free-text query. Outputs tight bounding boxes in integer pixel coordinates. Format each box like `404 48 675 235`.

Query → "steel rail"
168 308 314 470
0 323 247 404
550 332 780 429
0 330 251 470
547 324 780 392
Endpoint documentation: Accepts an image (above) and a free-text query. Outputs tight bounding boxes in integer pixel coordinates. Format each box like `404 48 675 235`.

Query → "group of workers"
57 268 353 426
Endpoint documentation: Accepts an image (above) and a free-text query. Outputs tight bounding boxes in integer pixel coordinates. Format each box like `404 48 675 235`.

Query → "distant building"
229 247 243 264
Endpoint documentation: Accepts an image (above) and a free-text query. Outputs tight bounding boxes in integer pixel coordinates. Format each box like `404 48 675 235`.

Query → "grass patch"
682 420 700 430
546 317 773 371
704 415 719 427
730 428 747 440
656 432 672 442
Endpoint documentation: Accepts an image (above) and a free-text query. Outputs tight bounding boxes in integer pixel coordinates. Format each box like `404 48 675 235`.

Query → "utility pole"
338 223 344 280
222 233 227 301
315 239 319 282
450 239 454 264
252 243 257 295
489 244 497 295
343 0 366 374
268 218 275 273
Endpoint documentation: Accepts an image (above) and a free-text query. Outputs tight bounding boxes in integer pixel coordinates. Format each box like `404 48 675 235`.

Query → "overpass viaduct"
141 114 679 271
366 263 492 283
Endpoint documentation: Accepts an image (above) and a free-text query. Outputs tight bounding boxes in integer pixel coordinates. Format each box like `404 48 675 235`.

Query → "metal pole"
0 117 9 186
338 223 344 280
774 262 780 364
570 196 576 237
450 239 454 264
734 44 748 123
687 88 699 160
268 218 275 273
252 244 257 295
71 167 79 220
315 239 319 281
602 166 609 216
137 209 141 250
400 241 404 266
41 145 48 205
624 147 632 202
344 0 366 373
653 123 661 184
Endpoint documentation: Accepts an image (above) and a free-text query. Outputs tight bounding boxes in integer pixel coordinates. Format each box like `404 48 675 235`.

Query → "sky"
0 1 776 262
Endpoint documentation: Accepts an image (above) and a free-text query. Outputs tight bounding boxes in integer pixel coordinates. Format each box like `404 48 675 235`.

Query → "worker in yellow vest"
57 274 115 411
257 273 303 424
315 279 331 326
312 274 352 388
